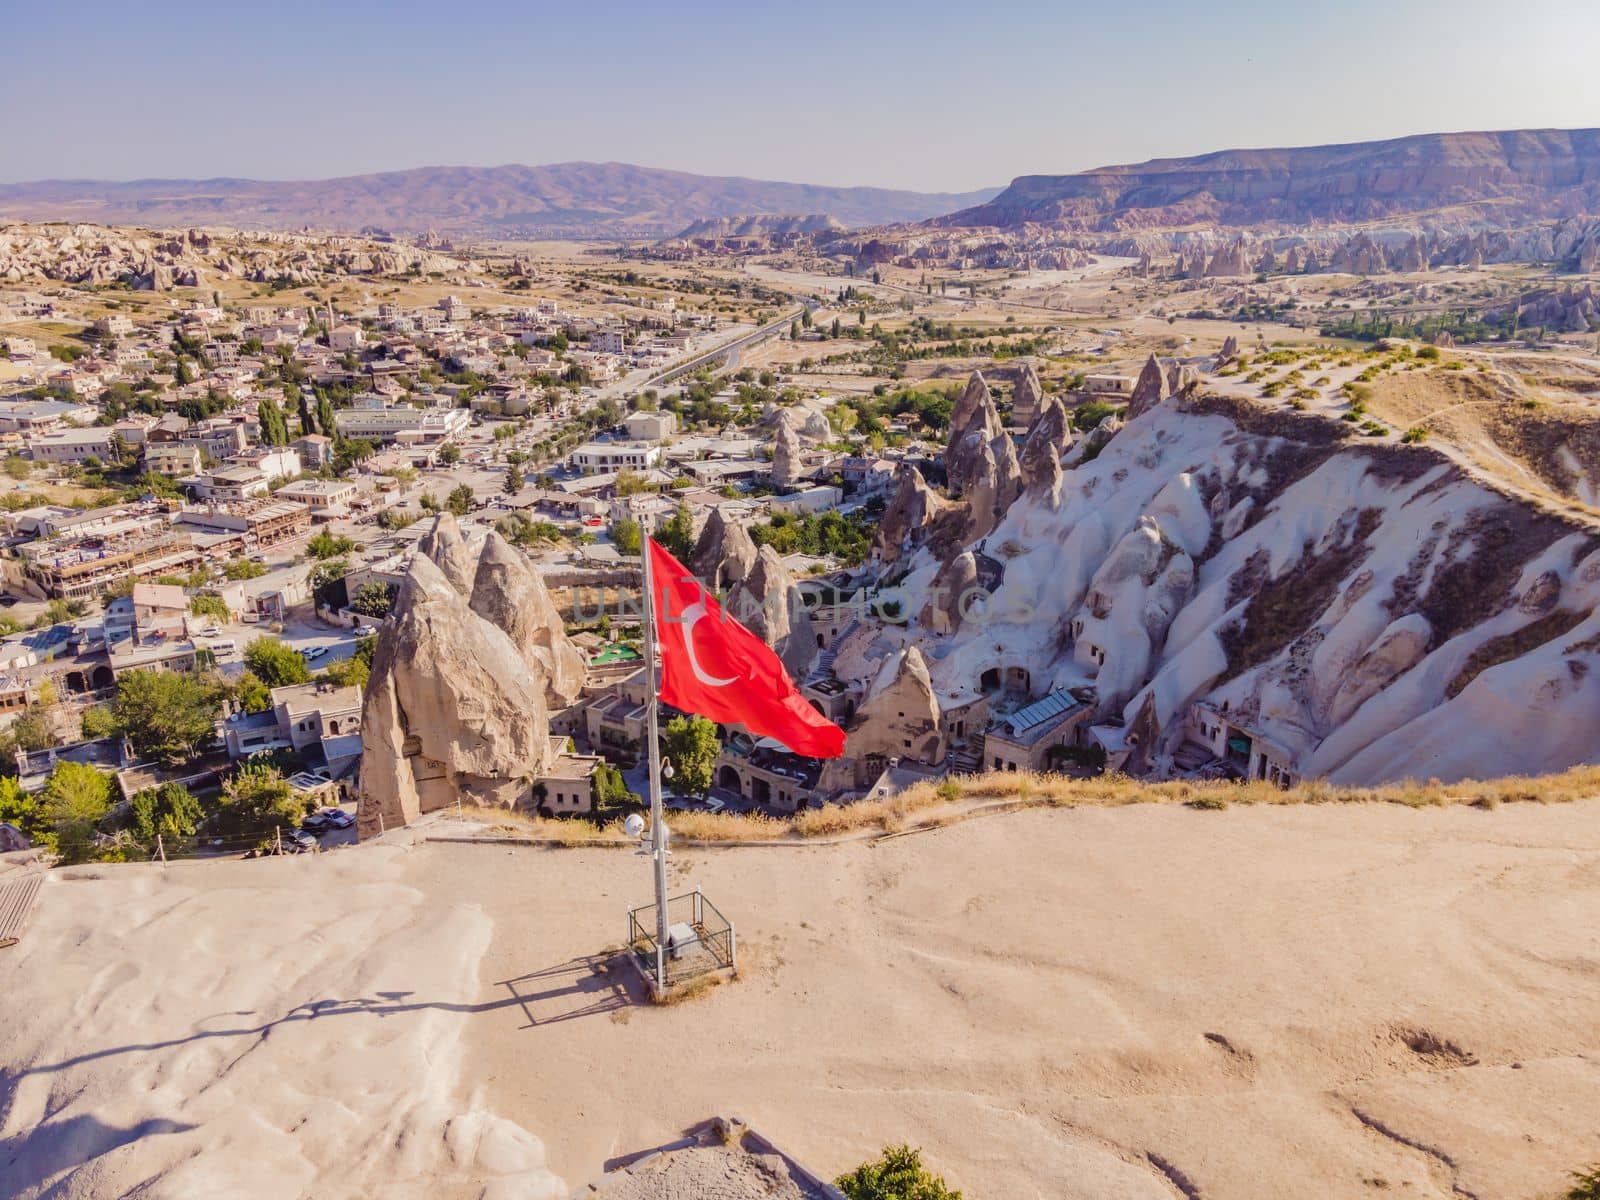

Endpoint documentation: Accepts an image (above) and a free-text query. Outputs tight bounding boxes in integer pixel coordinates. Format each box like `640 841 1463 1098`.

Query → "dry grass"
434 765 1600 849
649 970 731 1006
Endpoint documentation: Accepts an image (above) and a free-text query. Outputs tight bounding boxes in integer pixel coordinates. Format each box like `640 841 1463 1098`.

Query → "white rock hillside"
854 389 1600 786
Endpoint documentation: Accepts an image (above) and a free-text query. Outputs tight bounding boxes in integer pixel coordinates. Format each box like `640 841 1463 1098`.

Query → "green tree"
662 714 719 796
129 782 204 842
590 761 638 815
657 501 694 561
610 516 641 556
349 580 395 618
0 775 38 837
80 704 120 741
235 670 272 713
243 637 309 687
307 529 357 559
223 557 267 581
40 761 114 864
218 763 305 840
438 443 462 466
316 394 337 441
113 669 227 764
256 396 289 446
190 593 230 622
503 465 523 495
446 483 475 516
837 1146 962 1200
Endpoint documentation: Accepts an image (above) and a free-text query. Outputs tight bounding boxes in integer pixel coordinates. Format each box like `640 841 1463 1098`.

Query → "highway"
643 300 814 387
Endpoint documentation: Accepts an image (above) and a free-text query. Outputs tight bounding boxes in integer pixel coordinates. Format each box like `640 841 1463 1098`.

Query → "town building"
570 440 662 475
621 410 677 441
983 690 1095 773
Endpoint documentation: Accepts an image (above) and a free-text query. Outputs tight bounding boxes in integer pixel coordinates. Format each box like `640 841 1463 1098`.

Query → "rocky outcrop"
948 371 993 445
771 415 803 489
691 507 758 590
857 646 942 757
357 554 555 839
468 531 586 707
1019 397 1071 503
946 379 1006 498
872 465 954 566
961 434 1022 544
1011 362 1044 429
936 129 1600 231
418 512 476 594
1217 335 1240 364
1126 355 1170 421
1206 237 1251 277
727 544 815 677
919 552 981 635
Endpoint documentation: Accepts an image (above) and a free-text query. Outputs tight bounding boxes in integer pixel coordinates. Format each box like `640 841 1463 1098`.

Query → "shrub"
838 1145 962 1200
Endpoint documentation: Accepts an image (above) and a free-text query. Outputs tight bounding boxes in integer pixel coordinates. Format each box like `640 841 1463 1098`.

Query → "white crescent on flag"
680 600 737 687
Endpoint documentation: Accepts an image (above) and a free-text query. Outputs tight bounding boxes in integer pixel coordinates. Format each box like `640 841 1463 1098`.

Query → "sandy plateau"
4 801 1600 1199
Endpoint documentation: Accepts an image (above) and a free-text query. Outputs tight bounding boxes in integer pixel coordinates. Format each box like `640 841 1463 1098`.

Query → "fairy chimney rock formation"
357 553 555 839
1126 355 1170 420
872 465 953 566
771 415 803 489
417 512 476 594
1019 396 1071 503
1011 362 1044 429
948 371 993 446
468 530 586 707
691 507 758 591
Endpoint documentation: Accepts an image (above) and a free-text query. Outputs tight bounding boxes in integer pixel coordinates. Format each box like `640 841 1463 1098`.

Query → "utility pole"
639 536 670 993
275 826 282 856
156 834 166 864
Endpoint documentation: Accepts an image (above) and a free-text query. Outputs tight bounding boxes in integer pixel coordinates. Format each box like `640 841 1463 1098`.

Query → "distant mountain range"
937 128 1600 231
0 162 1000 239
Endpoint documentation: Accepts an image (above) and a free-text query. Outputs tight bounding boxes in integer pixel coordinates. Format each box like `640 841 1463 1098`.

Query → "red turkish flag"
648 537 846 758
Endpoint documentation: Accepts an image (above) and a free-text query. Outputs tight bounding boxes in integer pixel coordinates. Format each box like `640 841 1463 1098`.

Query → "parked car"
284 830 319 853
304 646 329 662
301 812 333 833
321 809 354 830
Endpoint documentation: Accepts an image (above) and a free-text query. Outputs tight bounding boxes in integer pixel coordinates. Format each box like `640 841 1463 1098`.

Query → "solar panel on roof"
1007 689 1079 732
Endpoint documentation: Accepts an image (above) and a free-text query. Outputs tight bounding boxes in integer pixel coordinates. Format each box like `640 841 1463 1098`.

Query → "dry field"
5 791 1600 1198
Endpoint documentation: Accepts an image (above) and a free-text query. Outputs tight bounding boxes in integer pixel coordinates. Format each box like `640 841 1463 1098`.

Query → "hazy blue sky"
5 0 1599 190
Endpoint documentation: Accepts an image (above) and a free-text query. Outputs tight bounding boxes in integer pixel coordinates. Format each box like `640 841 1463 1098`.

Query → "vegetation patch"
1220 510 1381 674
1445 608 1589 698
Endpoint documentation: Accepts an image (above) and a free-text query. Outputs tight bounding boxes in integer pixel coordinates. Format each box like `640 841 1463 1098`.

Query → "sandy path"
438 801 1600 1199
4 800 1600 1198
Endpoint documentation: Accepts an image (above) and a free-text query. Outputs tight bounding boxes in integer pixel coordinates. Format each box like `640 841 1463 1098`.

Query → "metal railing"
628 888 736 987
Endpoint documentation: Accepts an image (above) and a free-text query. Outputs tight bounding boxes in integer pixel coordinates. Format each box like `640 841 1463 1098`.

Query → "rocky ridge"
357 515 583 837
846 370 1600 787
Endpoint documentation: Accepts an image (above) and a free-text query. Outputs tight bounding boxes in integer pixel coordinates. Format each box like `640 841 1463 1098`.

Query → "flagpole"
638 536 669 993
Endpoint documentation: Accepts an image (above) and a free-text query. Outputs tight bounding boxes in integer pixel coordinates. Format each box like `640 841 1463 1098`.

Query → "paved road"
644 302 812 387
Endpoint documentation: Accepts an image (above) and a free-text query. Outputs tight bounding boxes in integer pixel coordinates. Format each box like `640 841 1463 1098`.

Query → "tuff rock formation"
771 415 803 489
961 434 1023 544
818 645 944 791
691 508 813 675
691 507 758 589
1019 396 1072 504
946 378 1006 498
872 465 955 566
468 531 586 707
948 372 993 446
919 551 981 635
357 554 555 838
1126 355 1170 420
417 512 477 594
1011 362 1044 429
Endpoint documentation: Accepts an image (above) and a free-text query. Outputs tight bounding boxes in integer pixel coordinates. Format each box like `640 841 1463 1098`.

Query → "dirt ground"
8 800 1599 1199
